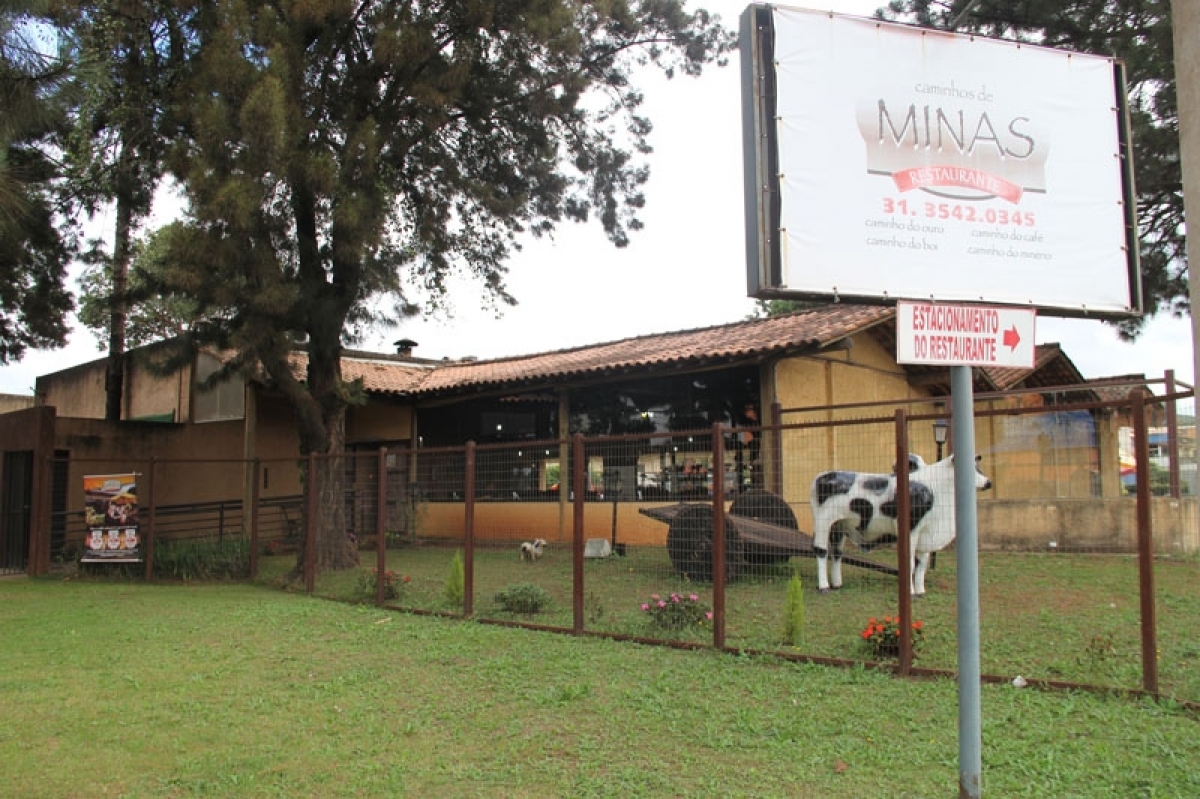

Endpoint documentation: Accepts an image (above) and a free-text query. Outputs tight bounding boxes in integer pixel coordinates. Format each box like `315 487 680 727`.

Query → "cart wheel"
666 504 743 583
729 489 800 567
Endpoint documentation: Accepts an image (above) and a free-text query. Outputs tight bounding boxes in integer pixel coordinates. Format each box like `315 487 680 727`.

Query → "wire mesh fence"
45 389 1199 705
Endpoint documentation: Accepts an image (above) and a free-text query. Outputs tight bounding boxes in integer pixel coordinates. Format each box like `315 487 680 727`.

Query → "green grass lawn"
298 545 1200 704
3 575 1197 797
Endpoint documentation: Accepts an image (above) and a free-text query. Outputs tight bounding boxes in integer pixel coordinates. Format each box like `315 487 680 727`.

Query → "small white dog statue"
520 539 547 562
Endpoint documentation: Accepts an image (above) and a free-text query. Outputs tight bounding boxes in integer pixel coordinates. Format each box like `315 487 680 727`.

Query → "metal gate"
1 451 33 574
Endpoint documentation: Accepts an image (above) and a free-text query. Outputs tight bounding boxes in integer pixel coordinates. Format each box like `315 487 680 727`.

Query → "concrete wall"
37 360 107 419
0 394 34 414
126 356 191 421
36 353 194 423
979 496 1198 554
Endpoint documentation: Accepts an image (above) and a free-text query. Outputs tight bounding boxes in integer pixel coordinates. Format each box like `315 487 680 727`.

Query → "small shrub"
1084 632 1117 661
494 582 551 615
155 536 250 581
443 550 465 607
641 592 711 630
586 589 605 625
860 615 925 659
356 567 409 601
782 569 805 646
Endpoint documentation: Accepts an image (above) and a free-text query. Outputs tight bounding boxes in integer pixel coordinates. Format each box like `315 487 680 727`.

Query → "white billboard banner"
740 5 1141 317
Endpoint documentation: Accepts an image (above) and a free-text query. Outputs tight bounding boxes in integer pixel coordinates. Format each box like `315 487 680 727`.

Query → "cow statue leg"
813 525 837 593
815 547 830 593
912 550 932 597
828 529 845 590
814 527 831 593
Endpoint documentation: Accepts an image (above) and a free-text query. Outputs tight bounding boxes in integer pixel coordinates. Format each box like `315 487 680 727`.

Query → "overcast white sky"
1 0 1194 398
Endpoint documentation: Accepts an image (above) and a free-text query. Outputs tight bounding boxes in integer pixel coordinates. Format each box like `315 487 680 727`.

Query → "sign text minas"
857 84 1048 201
876 100 1035 160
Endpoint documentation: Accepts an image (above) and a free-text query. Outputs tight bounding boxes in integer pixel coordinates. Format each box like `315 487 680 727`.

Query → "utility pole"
1175 0 1199 400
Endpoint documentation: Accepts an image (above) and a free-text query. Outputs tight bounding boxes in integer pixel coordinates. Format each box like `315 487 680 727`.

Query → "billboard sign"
896 301 1036 367
740 4 1141 318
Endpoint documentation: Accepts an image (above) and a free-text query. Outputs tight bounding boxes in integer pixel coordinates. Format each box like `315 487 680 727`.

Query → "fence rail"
40 388 1199 707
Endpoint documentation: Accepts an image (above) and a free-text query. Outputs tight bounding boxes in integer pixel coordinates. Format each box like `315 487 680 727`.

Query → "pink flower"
657 601 667 609
689 594 699 602
705 612 714 620
641 603 650 611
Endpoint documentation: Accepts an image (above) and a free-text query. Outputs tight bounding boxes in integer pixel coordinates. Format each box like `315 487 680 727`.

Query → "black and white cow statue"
809 453 992 595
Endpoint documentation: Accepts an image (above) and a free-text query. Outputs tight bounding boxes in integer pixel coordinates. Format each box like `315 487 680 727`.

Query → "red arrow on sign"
1002 326 1021 350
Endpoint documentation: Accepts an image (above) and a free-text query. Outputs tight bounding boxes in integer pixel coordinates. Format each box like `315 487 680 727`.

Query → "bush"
493 583 551 615
860 615 925 659
444 550 465 607
154 536 250 581
640 591 711 630
356 568 409 601
782 569 805 646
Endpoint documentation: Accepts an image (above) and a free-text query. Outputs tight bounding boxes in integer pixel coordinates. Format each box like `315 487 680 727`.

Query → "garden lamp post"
933 417 949 460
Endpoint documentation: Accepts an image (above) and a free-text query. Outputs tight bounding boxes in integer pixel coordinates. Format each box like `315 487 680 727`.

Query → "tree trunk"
104 154 133 422
309 408 358 572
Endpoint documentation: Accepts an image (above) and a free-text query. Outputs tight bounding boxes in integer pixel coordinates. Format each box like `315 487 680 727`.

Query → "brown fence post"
143 458 157 582
463 441 475 618
572 434 586 633
894 410 912 676
304 452 317 594
770 401 784 496
1165 369 1180 499
1131 390 1159 695
573 435 585 635
249 459 261 580
712 423 726 650
376 447 388 606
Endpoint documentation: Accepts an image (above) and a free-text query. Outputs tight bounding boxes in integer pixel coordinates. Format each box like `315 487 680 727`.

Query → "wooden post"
1131 390 1159 695
712 423 726 650
463 442 475 618
895 410 912 676
376 448 388 606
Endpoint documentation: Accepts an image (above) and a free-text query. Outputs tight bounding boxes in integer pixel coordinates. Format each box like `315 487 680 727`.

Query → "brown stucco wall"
347 402 413 445
56 417 250 511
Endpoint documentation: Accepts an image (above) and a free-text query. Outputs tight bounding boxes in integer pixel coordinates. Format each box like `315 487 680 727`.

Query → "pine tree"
156 0 735 573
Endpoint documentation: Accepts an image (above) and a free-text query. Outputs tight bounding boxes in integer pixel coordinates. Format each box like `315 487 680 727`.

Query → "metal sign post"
951 365 982 799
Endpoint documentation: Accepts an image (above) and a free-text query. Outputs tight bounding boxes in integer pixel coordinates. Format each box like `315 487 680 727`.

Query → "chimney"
394 338 418 357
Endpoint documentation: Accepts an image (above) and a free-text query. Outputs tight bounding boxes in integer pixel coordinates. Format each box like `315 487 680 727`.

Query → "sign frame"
739 4 1142 320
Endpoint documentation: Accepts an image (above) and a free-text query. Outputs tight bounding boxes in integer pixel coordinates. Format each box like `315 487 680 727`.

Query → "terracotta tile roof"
281 304 1104 402
284 352 434 394
341 357 434 394
290 304 894 399
1086 374 1151 403
980 343 1074 391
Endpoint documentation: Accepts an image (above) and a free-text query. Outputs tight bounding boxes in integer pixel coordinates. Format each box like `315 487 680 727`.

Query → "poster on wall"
82 473 140 561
